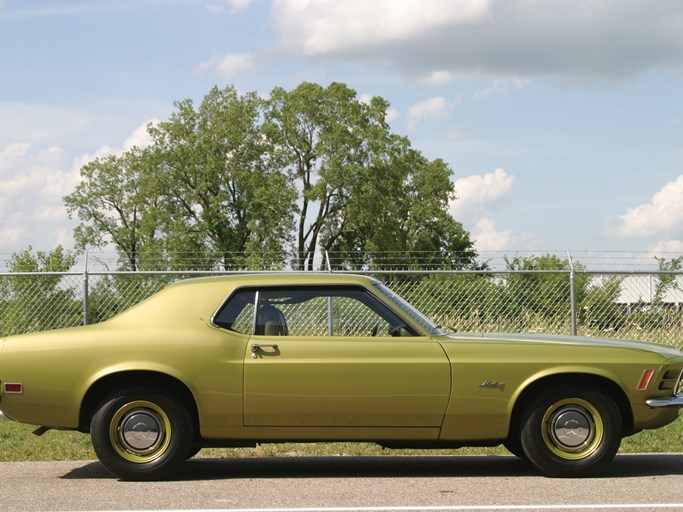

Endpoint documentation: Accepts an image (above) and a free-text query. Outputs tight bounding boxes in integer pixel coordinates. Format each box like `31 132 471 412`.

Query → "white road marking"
96 504 683 512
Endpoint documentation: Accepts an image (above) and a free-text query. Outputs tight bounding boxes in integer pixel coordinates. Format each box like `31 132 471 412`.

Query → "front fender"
440 363 636 442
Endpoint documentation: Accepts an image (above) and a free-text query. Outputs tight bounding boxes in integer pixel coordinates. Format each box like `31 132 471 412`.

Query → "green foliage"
148 86 297 270
64 148 161 270
503 254 574 324
85 274 174 324
653 256 682 306
381 255 652 338
0 246 80 336
580 275 625 332
64 82 477 271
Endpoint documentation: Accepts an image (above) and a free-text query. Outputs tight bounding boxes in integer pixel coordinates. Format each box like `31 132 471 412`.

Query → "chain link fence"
1 269 682 349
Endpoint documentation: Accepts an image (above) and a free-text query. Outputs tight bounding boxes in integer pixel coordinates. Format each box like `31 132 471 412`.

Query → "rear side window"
212 289 256 334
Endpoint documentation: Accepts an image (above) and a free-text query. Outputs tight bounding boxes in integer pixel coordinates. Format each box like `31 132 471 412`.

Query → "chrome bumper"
0 410 13 422
646 394 683 408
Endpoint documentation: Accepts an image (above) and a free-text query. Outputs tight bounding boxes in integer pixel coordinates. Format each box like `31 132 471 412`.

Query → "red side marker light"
4 383 23 394
637 370 655 391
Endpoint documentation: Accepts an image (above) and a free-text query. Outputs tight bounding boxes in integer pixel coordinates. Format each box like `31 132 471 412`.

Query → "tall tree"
65 86 297 270
265 83 386 270
64 82 477 271
64 147 160 270
324 139 476 270
265 82 476 270
147 85 296 269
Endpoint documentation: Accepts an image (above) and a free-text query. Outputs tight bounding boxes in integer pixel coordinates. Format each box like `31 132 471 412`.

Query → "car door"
242 285 451 428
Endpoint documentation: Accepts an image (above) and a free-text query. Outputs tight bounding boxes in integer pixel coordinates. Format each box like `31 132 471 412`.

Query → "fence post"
567 250 577 336
82 251 89 326
325 251 332 273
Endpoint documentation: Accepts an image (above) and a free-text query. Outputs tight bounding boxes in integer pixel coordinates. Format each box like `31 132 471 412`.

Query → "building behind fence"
1 263 682 350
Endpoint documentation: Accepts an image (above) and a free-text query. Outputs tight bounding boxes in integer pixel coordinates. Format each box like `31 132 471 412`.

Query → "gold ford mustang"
1 273 682 480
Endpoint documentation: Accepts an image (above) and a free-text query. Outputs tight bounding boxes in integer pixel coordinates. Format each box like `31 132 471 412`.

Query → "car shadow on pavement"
61 453 683 481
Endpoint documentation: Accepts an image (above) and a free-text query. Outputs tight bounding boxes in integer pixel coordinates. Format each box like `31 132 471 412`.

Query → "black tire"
186 446 202 460
91 388 193 481
520 386 622 477
503 436 527 460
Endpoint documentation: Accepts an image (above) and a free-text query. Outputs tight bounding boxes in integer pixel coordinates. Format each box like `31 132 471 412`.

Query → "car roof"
168 272 381 289
108 273 384 327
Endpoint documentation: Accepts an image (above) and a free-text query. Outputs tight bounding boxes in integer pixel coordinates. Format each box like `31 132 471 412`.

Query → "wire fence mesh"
1 269 682 349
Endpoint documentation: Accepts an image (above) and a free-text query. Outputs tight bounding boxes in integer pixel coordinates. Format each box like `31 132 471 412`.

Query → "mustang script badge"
479 379 506 391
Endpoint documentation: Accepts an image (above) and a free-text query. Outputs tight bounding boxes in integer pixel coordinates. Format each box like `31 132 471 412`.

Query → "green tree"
0 246 80 336
265 82 476 270
653 256 682 306
64 148 161 271
65 86 296 270
503 254 589 330
265 82 377 269
580 275 625 333
148 85 296 269
326 144 476 270
65 82 476 271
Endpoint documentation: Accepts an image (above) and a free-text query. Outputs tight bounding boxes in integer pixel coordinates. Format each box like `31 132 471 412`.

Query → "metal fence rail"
1 269 682 349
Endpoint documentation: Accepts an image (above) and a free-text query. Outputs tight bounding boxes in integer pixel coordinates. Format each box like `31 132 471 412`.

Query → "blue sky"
2 0 683 261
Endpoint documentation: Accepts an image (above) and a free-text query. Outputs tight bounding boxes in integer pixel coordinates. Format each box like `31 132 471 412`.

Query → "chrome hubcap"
120 410 162 453
549 406 592 449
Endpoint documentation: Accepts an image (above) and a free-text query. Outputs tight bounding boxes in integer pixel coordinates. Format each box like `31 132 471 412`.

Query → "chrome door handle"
251 343 279 358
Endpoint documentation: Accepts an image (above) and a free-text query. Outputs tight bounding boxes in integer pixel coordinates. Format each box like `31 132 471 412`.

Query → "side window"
331 296 385 336
256 287 418 337
213 289 256 335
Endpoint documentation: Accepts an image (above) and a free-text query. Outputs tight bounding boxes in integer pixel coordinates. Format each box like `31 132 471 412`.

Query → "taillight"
3 383 22 394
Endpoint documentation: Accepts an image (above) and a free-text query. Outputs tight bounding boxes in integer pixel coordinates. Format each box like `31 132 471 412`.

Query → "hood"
441 331 683 358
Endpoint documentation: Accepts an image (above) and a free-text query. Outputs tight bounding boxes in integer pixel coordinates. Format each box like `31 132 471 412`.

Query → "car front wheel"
91 388 193 481
520 386 622 477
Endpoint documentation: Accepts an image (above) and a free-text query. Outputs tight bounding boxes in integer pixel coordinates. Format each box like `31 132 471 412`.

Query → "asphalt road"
2 454 683 512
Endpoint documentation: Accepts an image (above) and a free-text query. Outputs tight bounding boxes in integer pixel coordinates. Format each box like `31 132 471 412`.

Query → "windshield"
373 282 445 336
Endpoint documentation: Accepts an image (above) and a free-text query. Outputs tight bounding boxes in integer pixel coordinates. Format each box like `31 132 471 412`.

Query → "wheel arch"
508 373 634 440
79 370 200 436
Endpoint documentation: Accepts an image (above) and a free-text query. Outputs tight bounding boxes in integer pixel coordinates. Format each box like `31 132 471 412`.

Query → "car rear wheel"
91 388 193 481
520 386 622 477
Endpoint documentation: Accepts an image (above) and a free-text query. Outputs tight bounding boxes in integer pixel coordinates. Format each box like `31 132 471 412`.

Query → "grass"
1 416 682 462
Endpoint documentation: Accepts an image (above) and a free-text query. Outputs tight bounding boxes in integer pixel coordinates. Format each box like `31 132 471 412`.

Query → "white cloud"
194 52 255 80
271 0 490 56
123 119 159 150
206 0 252 13
471 218 538 252
270 0 683 82
649 239 683 257
472 218 514 251
613 175 683 239
386 108 400 123
0 142 78 251
0 122 157 253
475 78 529 99
74 119 157 170
419 70 457 85
407 97 459 127
448 169 528 251
450 168 514 222
0 226 21 247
